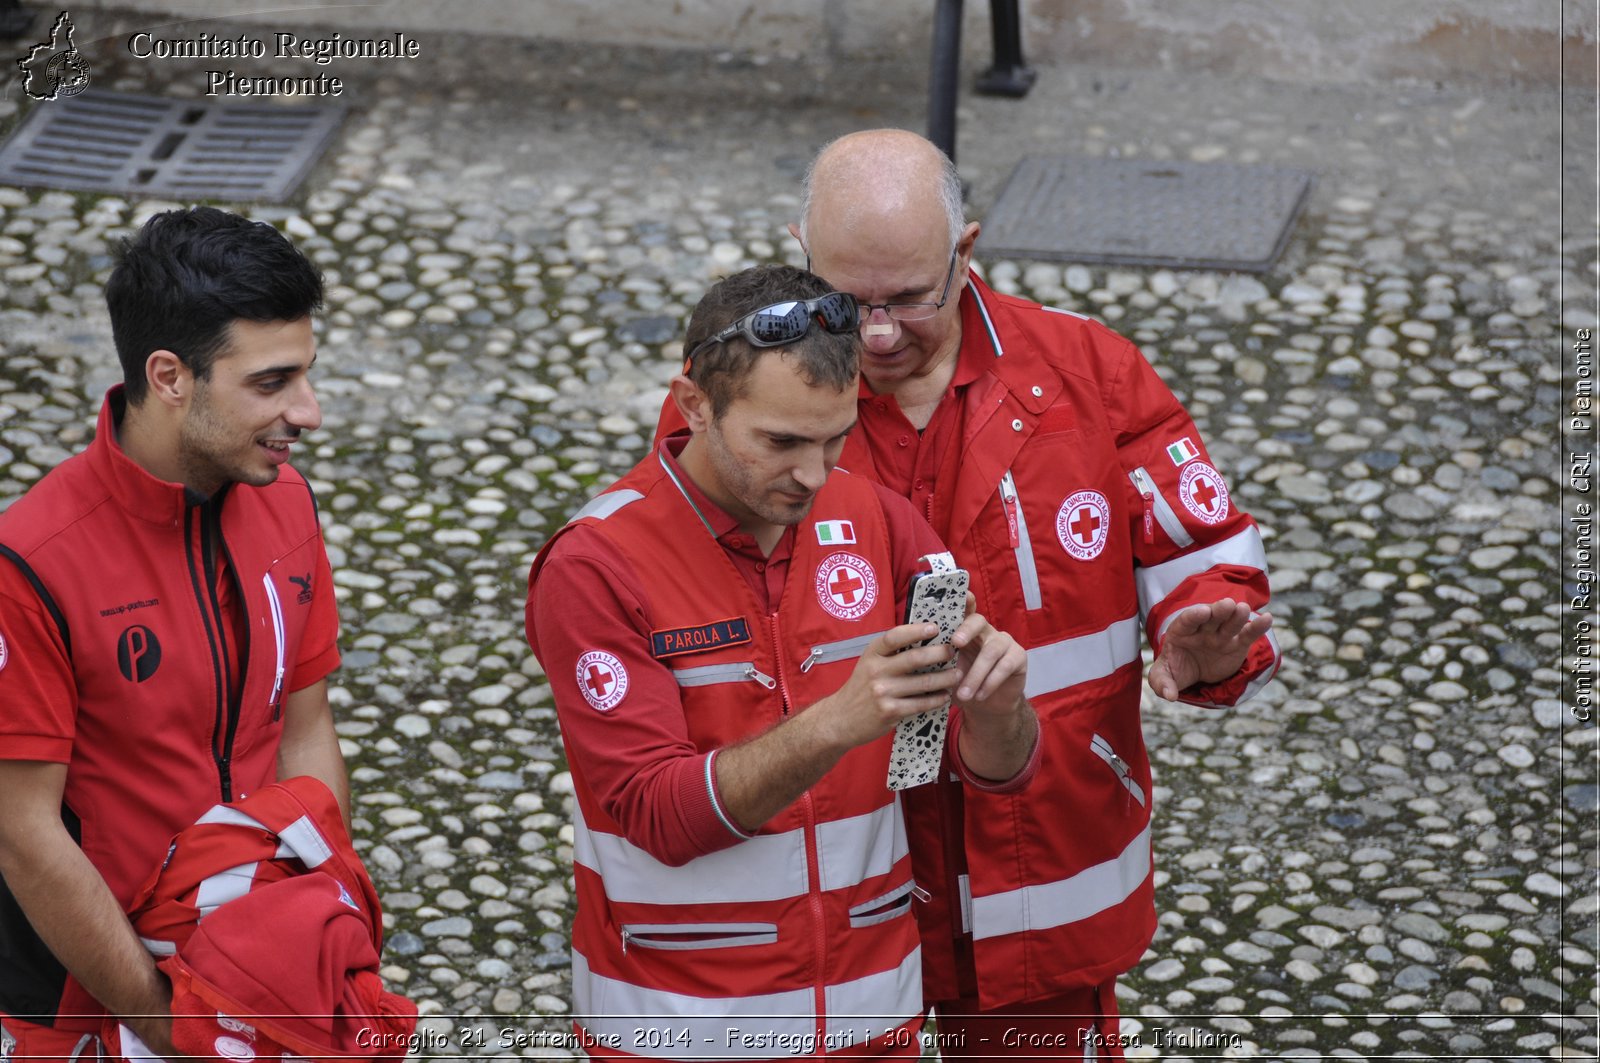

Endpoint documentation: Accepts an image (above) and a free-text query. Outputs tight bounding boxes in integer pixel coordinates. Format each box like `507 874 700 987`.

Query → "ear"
956 220 981 272
787 221 804 251
669 374 714 434
144 350 191 408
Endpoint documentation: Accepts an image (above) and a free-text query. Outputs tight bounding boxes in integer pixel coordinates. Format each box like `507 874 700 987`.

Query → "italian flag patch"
1167 437 1200 467
815 519 856 546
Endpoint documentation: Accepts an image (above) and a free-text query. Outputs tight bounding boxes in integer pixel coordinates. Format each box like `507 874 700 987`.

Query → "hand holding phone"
888 563 969 790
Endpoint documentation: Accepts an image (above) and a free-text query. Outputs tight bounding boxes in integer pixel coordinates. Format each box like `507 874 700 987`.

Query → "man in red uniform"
787 129 1280 1056
0 207 347 1061
527 265 1039 1059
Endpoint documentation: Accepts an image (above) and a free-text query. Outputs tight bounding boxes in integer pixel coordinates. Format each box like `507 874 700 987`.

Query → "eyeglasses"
810 249 960 324
683 291 860 371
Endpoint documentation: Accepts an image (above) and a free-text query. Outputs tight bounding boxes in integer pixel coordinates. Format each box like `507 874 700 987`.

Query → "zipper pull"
999 473 1020 550
799 649 822 674
744 665 778 690
621 928 630 954
1139 487 1155 545
911 883 931 903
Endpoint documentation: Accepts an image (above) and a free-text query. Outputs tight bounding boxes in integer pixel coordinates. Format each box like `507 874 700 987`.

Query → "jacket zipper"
1090 733 1146 807
999 470 1042 610
262 574 286 721
670 661 776 689
214 520 248 797
769 612 828 1045
798 630 885 672
1128 467 1194 549
620 922 779 952
184 505 232 802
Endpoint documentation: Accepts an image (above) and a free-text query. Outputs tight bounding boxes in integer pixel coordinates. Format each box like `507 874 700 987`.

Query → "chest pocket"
259 536 326 716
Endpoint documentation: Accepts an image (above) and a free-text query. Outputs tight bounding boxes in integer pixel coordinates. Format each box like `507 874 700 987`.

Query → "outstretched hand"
1148 598 1272 701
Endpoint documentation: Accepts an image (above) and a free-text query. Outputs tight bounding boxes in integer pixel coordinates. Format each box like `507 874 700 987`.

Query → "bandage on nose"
863 323 895 337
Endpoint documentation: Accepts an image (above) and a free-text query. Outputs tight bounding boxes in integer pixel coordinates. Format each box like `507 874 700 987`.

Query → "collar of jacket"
88 385 217 530
934 272 1069 544
960 270 1064 418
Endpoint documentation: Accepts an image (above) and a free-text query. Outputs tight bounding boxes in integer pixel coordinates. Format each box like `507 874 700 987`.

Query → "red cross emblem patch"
1178 461 1230 525
0 629 8 674
575 650 629 713
815 551 879 621
1055 489 1111 561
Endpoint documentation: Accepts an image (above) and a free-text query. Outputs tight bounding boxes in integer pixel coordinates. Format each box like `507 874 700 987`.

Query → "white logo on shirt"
576 650 629 713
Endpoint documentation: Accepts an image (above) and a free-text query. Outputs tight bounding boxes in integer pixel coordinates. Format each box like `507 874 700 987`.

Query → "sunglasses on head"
683 291 860 372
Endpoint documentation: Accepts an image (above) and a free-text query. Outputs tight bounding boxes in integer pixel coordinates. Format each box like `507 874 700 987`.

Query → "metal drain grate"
0 89 345 202
979 156 1311 273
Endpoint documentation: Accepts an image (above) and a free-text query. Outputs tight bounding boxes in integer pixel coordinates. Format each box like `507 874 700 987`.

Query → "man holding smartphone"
526 265 1037 1058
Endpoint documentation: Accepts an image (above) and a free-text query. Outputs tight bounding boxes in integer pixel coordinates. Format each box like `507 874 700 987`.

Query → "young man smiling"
0 207 347 1060
527 265 1038 1058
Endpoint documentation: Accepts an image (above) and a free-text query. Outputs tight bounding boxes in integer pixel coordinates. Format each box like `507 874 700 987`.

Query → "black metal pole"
927 0 964 164
976 0 1036 97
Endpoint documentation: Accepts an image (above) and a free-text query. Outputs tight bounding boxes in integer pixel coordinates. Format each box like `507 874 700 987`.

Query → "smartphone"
888 567 969 790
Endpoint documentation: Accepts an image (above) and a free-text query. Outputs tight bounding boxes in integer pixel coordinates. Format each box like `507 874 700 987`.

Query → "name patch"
651 617 752 659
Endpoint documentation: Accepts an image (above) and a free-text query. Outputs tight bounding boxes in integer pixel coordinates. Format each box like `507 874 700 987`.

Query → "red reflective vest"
527 455 923 1059
0 388 335 1026
846 273 1280 1007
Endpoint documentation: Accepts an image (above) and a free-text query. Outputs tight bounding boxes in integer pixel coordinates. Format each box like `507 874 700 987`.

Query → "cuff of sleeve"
288 643 341 692
1178 633 1280 708
678 749 754 853
948 708 1040 794
0 734 74 763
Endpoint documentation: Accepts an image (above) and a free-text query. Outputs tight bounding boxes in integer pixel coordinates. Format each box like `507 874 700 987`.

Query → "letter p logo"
116 624 163 683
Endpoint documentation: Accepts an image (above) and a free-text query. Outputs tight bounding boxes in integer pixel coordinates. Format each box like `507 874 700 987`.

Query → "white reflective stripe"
1137 526 1268 622
571 489 644 523
957 873 973 934
194 861 259 917
573 800 809 904
138 936 177 956
1042 304 1091 321
116 1027 156 1063
815 802 906 893
275 814 333 868
971 823 1152 941
574 950 813 1056
195 805 270 830
823 946 923 1046
1023 615 1141 699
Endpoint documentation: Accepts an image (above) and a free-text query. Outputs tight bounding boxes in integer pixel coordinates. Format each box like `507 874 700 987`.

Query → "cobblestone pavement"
1 17 1596 1061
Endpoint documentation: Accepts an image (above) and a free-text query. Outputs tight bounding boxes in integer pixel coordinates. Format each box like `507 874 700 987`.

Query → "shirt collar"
88 385 201 527
657 435 795 556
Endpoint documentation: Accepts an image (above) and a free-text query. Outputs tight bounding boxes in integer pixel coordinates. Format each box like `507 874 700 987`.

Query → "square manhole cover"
980 156 1311 273
0 89 345 202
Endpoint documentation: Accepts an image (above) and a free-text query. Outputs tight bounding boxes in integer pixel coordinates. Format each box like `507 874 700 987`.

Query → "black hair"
683 264 858 418
106 206 324 405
